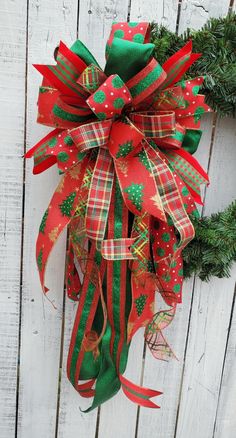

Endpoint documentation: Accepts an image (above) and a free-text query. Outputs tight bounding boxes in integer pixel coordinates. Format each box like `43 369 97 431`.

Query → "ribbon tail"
164 147 209 204
36 158 90 293
25 129 61 174
66 243 107 398
145 306 177 361
120 374 162 408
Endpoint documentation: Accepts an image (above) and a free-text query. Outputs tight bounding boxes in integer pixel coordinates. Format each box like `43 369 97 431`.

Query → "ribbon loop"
101 238 135 260
129 111 176 138
70 119 112 153
126 58 166 106
87 74 132 120
78 64 107 93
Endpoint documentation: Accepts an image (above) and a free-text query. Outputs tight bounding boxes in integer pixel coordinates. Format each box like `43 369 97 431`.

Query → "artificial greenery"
151 13 236 117
183 201 236 280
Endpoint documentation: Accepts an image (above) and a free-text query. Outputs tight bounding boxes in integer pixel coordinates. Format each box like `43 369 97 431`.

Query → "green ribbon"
85 180 130 411
70 39 101 68
182 129 202 154
105 37 155 82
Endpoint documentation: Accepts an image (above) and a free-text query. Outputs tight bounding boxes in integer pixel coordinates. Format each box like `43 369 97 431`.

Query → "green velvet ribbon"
104 37 155 82
70 39 101 68
182 129 202 154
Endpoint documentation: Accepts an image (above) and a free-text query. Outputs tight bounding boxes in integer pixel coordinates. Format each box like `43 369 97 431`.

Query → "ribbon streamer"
26 21 212 410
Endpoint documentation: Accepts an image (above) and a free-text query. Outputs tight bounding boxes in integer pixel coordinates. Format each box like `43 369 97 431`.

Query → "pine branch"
183 201 236 281
151 13 236 117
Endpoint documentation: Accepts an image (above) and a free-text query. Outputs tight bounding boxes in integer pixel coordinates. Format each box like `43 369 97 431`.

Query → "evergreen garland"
183 201 236 280
151 13 236 117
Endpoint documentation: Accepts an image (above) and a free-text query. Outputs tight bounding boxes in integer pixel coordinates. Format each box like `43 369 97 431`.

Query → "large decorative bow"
26 22 211 410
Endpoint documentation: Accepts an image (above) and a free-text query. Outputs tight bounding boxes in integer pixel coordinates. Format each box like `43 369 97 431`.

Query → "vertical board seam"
175 0 183 34
127 0 132 22
201 113 217 217
15 1 30 436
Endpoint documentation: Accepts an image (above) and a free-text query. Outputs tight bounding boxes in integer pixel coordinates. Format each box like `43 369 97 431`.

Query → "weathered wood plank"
128 0 178 31
78 0 130 68
0 1 27 437
175 2 234 436
17 2 78 437
214 269 236 438
175 117 236 438
178 0 230 33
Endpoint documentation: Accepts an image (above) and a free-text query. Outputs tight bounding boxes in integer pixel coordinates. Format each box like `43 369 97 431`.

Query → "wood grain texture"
17 1 78 438
78 0 129 68
178 0 230 33
174 1 235 435
214 269 236 438
128 0 178 31
0 1 27 437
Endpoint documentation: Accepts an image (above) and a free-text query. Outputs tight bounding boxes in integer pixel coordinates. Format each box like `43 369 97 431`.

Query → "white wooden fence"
0 1 236 437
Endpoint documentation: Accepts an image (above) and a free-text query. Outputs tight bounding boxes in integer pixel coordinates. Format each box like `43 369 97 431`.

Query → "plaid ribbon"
70 119 112 152
130 214 149 271
145 141 195 261
155 123 186 149
78 64 107 93
145 306 176 361
129 111 176 138
86 148 114 241
101 238 135 260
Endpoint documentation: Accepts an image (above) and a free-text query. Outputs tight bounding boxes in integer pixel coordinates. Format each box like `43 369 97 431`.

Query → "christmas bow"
26 22 211 410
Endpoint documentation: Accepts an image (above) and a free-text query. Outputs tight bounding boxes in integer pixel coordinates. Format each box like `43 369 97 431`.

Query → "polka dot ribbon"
86 74 132 120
